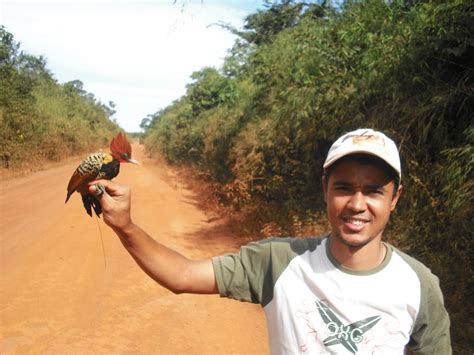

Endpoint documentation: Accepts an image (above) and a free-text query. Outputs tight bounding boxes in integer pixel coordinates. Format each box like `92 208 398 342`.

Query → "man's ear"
322 175 328 203
390 184 403 211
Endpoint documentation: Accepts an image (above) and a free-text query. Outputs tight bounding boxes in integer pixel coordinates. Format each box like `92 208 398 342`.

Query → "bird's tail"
81 194 102 217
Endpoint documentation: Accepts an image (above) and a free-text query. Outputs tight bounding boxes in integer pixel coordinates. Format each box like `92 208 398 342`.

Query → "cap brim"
323 149 401 179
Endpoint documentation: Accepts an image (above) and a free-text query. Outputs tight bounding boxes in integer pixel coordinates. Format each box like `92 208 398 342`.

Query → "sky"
1 0 264 132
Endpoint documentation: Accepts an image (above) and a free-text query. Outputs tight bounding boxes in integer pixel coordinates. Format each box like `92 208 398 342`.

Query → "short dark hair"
324 153 400 196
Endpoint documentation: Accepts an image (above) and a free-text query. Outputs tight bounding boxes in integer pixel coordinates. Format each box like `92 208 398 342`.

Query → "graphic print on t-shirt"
316 300 381 354
296 299 382 354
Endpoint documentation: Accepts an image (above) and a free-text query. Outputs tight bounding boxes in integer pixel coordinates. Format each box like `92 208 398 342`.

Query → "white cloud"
1 1 260 131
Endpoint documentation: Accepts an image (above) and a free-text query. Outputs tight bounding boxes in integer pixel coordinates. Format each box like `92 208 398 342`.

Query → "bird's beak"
127 158 139 165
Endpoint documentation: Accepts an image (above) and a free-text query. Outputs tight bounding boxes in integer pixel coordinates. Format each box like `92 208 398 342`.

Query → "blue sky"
1 0 264 132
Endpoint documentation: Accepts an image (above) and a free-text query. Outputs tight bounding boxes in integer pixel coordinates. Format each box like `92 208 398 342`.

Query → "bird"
65 132 138 217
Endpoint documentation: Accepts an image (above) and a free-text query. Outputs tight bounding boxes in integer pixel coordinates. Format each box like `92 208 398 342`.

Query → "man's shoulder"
388 246 451 353
388 243 440 287
236 235 328 273
212 235 328 305
255 235 327 256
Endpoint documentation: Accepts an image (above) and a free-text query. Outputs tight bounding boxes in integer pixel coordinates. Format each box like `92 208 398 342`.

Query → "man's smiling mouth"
346 219 366 225
342 217 370 231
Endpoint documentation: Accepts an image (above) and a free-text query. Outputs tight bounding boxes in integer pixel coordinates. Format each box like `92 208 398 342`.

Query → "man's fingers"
89 179 115 195
89 182 103 196
87 180 131 229
91 183 105 198
88 179 127 199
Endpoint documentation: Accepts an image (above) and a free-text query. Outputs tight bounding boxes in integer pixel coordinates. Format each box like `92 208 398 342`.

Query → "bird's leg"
93 183 105 198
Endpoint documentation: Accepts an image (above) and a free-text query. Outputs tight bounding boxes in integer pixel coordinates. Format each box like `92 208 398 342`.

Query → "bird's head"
110 132 139 164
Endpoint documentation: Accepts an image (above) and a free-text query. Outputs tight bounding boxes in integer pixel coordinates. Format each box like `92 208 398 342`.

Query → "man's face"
323 158 402 248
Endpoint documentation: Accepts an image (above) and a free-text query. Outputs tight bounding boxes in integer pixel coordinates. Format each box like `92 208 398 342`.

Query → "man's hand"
88 179 217 294
88 180 132 230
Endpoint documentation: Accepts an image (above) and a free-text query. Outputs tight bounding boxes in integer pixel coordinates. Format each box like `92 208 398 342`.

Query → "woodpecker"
65 132 138 217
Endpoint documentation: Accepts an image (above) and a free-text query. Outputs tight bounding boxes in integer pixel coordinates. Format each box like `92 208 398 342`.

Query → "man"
89 128 451 354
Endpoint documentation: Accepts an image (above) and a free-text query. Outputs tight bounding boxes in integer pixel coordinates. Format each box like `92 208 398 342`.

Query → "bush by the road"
0 26 119 171
143 1 473 352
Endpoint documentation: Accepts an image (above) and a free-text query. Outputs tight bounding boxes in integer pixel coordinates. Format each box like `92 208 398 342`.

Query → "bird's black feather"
82 194 102 217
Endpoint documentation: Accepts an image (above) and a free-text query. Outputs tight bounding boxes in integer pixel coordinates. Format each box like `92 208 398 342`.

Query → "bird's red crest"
110 132 132 162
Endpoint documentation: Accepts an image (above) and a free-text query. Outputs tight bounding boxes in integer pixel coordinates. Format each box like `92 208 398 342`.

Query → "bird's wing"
65 153 104 203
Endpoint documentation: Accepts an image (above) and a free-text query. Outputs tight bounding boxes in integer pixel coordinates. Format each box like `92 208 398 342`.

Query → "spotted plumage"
76 153 115 178
65 132 138 217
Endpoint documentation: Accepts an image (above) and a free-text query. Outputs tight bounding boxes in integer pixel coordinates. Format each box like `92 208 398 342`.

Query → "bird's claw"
93 183 105 198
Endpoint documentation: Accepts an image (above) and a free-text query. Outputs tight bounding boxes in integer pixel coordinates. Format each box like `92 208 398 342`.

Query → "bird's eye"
122 153 129 159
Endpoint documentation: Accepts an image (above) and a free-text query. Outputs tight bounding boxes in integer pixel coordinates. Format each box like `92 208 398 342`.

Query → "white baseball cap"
323 128 401 180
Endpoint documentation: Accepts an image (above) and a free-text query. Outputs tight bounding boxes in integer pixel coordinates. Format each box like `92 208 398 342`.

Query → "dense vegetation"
142 0 473 351
0 26 119 170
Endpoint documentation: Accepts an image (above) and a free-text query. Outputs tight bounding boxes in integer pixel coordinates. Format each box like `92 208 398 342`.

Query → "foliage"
0 26 119 170
144 0 472 351
187 67 238 115
234 0 331 45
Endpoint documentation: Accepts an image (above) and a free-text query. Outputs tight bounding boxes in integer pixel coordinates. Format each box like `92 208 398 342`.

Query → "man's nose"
347 192 366 211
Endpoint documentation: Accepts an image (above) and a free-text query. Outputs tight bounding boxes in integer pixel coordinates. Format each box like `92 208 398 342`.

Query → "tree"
63 80 86 96
186 67 236 115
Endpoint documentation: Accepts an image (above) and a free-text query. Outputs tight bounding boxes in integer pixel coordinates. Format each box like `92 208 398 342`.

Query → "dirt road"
0 144 269 354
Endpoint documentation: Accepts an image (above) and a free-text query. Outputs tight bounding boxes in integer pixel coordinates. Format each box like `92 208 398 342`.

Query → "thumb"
88 183 103 196
88 182 111 202
88 179 121 197
88 183 116 214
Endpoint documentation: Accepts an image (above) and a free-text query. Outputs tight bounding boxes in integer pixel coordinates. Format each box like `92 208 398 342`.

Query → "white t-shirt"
213 236 451 354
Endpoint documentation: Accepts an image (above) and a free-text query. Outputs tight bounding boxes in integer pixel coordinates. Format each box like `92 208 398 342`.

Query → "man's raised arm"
88 180 218 294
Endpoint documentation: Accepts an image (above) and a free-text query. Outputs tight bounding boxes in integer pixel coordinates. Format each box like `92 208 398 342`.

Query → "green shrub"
143 1 472 350
0 26 119 170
